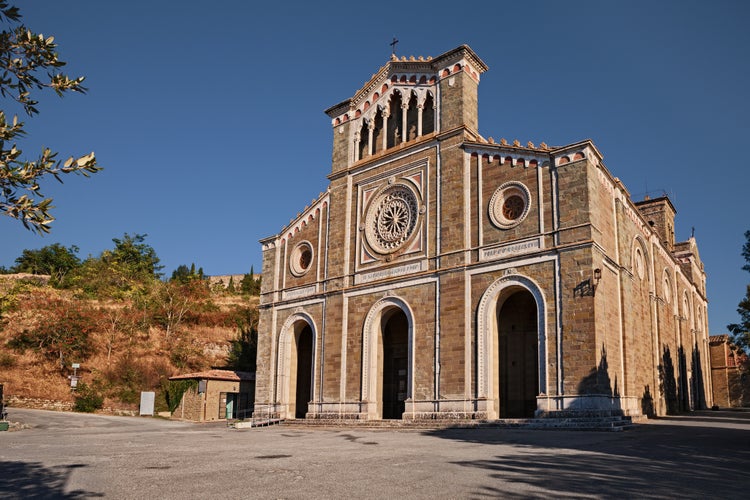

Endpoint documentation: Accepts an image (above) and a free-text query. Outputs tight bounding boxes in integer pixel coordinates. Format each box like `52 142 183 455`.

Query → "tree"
12 242 80 284
728 230 750 352
8 295 96 369
0 2 100 233
107 233 163 279
170 263 203 283
68 233 161 299
240 266 261 296
97 303 144 365
226 306 258 371
148 279 209 338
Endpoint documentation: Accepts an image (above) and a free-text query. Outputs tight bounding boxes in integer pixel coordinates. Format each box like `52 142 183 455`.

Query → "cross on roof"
390 37 399 56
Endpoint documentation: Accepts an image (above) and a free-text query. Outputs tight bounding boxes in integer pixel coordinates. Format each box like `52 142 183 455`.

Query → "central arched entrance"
497 290 539 418
476 274 547 420
362 296 414 420
294 324 313 419
382 309 408 419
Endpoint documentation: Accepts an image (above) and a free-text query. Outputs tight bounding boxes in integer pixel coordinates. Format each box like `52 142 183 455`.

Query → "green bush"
73 382 104 413
0 351 17 368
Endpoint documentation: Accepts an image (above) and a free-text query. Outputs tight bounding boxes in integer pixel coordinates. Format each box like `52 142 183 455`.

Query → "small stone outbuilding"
169 370 254 422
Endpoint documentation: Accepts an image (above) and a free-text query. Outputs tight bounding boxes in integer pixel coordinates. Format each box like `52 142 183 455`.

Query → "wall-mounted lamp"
592 268 602 295
574 268 603 298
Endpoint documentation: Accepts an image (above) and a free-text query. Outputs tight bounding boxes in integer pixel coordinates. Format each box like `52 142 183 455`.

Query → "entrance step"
233 418 284 429
275 415 634 432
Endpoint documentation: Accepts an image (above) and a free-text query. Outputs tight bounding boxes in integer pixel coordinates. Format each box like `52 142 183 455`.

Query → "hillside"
0 275 258 412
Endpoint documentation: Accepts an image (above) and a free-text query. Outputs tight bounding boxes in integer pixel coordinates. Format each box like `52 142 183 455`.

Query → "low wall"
6 396 137 416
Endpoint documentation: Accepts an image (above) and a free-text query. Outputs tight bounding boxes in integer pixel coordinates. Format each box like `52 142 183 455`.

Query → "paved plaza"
1 408 749 498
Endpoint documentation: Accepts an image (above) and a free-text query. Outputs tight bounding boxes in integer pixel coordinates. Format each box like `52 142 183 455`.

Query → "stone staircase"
268 413 635 432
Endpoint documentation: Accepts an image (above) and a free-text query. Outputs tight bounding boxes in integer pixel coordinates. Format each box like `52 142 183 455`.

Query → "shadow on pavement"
423 420 750 498
0 461 103 499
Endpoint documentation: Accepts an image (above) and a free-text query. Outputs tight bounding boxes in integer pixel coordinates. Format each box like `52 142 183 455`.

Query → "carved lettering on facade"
282 285 317 301
480 237 542 262
355 260 425 284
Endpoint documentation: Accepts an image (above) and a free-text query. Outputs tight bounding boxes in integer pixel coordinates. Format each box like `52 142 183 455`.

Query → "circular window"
290 241 314 276
365 184 420 254
634 246 645 280
489 182 531 229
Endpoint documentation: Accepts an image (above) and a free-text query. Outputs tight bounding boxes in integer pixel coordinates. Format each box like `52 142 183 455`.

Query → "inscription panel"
479 237 543 262
355 260 426 285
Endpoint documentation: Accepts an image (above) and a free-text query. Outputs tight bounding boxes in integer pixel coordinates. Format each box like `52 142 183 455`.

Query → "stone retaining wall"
6 396 137 416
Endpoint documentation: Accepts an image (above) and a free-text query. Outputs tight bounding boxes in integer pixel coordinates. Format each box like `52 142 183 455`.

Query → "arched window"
387 91 403 149
662 270 672 304
422 93 435 135
406 92 418 141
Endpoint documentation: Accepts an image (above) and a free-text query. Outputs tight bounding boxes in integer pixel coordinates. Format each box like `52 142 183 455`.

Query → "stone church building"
255 45 711 421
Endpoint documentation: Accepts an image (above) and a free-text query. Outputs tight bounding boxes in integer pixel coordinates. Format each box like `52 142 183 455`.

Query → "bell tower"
325 45 488 174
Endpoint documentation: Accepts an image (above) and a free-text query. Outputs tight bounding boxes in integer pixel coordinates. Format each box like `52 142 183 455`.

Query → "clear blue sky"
1 1 748 335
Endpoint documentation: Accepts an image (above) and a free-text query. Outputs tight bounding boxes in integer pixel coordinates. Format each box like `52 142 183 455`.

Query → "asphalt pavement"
1 408 749 499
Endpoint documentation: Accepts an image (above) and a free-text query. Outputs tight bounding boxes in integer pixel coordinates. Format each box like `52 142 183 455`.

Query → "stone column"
381 108 390 151
401 103 409 143
367 120 375 157
354 130 361 162
417 103 424 137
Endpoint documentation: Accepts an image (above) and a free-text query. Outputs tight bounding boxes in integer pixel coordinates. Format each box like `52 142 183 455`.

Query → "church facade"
255 45 711 421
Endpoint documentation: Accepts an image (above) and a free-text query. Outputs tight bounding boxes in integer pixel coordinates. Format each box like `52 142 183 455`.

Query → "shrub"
0 351 17 368
8 296 96 369
169 337 204 371
73 382 104 413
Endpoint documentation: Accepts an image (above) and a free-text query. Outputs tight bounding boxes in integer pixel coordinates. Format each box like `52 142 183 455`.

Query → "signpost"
69 363 81 390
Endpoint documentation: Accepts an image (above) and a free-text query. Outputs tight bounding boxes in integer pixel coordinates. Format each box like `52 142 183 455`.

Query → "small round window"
489 182 531 229
290 241 313 277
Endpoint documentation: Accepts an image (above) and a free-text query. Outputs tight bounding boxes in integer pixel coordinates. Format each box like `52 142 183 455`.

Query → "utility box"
139 391 155 416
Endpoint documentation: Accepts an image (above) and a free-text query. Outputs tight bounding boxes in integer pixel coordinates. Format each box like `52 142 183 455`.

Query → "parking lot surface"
1 408 749 498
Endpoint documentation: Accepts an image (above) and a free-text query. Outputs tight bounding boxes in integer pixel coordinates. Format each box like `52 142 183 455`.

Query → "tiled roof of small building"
169 369 255 382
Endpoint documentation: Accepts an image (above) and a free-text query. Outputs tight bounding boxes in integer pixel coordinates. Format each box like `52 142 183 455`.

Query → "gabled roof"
169 369 255 382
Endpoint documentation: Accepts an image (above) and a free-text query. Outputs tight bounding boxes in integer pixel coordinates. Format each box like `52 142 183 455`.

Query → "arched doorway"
362 297 414 420
497 290 538 418
382 309 408 419
476 275 547 420
294 324 313 419
276 314 317 420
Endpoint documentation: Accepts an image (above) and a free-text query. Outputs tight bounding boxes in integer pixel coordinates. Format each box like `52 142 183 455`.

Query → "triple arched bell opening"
355 89 435 161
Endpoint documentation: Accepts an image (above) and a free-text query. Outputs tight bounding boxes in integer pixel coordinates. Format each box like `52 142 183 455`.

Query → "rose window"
502 195 525 220
365 185 419 254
